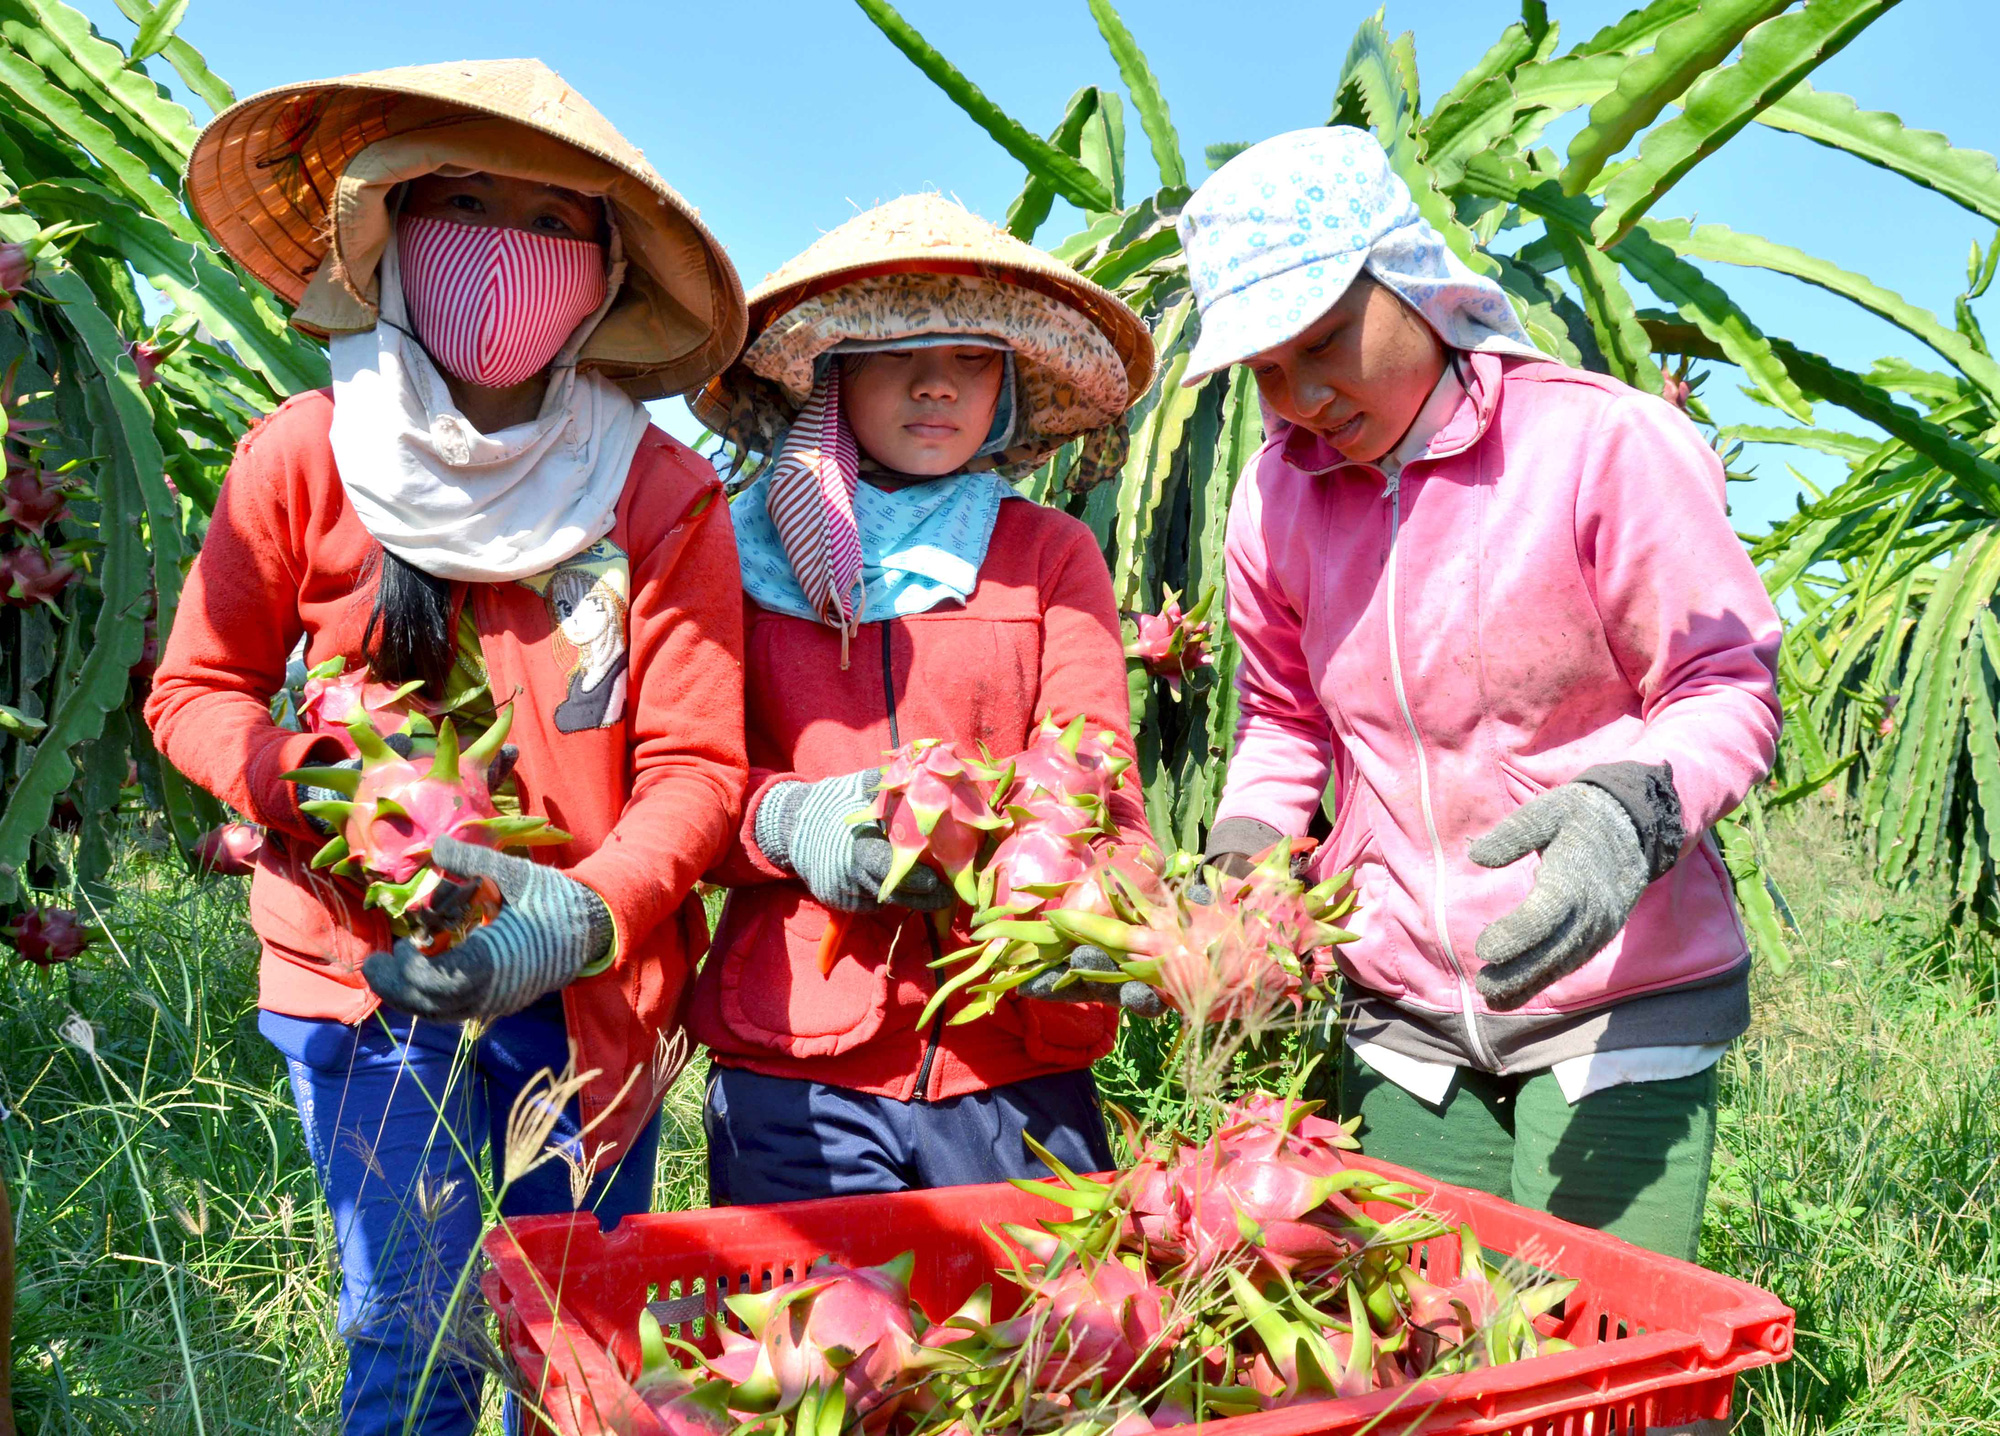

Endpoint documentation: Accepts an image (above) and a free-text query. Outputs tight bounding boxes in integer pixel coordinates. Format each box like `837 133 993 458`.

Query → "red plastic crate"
482 1155 1792 1436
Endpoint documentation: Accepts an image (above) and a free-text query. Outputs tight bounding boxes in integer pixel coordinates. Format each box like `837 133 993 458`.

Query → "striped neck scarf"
765 363 865 664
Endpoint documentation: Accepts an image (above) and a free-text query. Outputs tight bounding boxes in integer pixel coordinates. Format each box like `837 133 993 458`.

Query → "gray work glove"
1469 762 1684 1011
1024 944 1166 1017
1203 816 1284 883
362 835 611 1024
755 770 952 913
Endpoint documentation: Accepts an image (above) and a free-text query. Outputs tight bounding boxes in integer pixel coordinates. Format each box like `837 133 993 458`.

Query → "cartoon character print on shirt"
519 538 630 733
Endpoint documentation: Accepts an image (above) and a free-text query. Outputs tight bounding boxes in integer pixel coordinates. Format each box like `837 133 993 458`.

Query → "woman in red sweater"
689 195 1159 1203
146 62 747 1434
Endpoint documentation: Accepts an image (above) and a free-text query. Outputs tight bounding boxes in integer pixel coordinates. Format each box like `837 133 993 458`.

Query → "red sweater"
145 391 747 1160
689 499 1153 1101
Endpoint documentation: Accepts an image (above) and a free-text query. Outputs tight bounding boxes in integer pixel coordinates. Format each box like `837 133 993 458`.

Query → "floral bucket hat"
1177 126 1540 384
692 194 1155 491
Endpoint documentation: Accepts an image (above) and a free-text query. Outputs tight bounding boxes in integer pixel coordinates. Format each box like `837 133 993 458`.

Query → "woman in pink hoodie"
1177 129 1781 1261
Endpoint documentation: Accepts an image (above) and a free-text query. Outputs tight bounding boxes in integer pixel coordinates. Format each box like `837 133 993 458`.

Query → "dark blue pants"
703 1064 1114 1205
262 995 661 1436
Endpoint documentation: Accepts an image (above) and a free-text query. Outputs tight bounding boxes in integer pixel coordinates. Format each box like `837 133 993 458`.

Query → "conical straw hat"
694 194 1154 475
186 58 745 400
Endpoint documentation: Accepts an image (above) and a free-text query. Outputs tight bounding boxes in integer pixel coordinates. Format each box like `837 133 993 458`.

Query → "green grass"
2 806 1996 1431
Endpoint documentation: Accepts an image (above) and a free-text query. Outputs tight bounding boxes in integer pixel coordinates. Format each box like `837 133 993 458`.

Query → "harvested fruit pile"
631 1090 1575 1433
281 660 568 953
867 723 1355 1028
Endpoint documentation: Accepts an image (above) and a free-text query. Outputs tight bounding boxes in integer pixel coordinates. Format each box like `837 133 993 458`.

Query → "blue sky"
86 0 1987 536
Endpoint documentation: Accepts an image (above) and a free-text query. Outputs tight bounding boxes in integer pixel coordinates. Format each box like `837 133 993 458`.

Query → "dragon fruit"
1124 586 1215 698
3 907 98 966
1 462 70 537
1045 840 1355 1026
296 657 428 754
0 543 76 608
926 847 1172 1027
192 822 264 876
634 1310 735 1434
999 714 1132 835
873 739 1005 907
1017 1252 1180 1393
701 1252 930 1427
0 242 29 313
284 705 568 929
983 823 1096 919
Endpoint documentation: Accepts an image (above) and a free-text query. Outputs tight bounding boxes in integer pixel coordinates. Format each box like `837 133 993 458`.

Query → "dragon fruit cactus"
873 739 1005 907
3 907 98 966
192 821 264 876
284 706 568 943
1124 586 1216 698
700 1252 931 1428
296 656 429 755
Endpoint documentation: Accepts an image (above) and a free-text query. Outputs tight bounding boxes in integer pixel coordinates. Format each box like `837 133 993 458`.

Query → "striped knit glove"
756 771 951 913
362 835 611 1024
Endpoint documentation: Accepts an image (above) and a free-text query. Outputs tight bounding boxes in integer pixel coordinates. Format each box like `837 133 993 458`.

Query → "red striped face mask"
397 214 608 389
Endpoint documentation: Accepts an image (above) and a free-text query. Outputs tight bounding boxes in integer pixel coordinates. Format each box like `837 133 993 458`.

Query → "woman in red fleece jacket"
688 195 1160 1203
146 63 747 1433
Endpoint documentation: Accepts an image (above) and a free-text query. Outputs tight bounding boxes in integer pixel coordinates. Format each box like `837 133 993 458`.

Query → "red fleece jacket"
145 391 747 1160
689 499 1153 1101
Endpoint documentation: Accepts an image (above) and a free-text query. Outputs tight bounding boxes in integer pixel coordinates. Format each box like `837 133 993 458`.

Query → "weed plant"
2 806 1996 1431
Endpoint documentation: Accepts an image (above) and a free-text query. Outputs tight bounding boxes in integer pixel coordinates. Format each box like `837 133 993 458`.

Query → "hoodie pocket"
719 896 893 1059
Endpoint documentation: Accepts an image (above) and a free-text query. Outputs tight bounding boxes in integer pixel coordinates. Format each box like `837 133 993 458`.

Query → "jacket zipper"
881 622 948 1101
1382 471 1498 1070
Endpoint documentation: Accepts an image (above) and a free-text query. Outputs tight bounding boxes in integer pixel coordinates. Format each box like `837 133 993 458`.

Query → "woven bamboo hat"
186 58 746 401
693 194 1154 481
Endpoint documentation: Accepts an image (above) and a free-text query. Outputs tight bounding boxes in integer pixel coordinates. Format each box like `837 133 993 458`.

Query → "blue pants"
703 1064 1114 1204
262 995 661 1436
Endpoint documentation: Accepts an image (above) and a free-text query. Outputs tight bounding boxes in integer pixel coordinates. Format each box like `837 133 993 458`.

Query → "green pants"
1334 1045 1719 1261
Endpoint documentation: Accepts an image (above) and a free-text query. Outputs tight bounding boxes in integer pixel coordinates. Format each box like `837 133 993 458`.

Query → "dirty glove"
362 835 611 1024
756 771 951 913
1203 816 1284 883
1469 762 1684 1011
1024 945 1167 1017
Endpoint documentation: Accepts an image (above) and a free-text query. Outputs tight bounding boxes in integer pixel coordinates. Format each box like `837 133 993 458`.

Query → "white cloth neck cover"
327 224 650 584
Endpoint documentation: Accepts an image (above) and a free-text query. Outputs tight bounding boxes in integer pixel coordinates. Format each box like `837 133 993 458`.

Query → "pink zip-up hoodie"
1215 350 1781 1068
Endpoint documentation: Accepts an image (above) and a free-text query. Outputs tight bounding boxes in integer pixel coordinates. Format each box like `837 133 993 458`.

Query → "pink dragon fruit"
285 705 568 926
1014 1252 1180 1393
703 1252 929 1427
3 907 98 966
296 657 428 754
873 739 1005 906
999 714 1132 835
192 822 264 876
633 1310 734 1434
0 242 30 313
1124 586 1216 698
1043 840 1355 1025
1 463 69 536
984 823 1095 919
0 543 77 609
